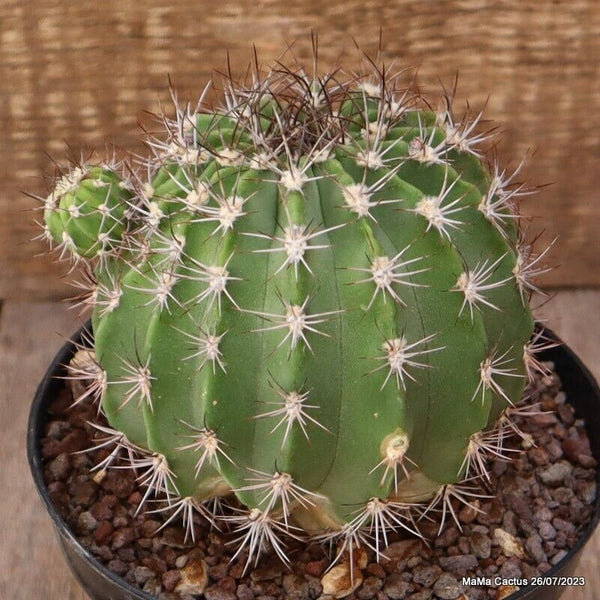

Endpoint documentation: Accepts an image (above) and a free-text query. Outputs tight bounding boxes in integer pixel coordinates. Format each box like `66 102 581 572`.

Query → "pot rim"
27 324 600 599
27 324 156 600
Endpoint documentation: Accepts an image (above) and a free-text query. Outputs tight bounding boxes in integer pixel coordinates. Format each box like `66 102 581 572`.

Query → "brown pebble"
576 480 597 504
47 453 72 480
101 469 136 499
90 542 113 561
538 521 557 541
533 507 552 523
227 560 245 579
208 542 225 557
77 511 98 533
494 529 526 559
176 556 209 595
140 519 161 538
357 575 383 599
546 440 564 460
438 554 478 574
161 526 192 549
469 531 491 559
117 547 135 562
249 557 285 582
136 538 152 550
497 585 520 599
142 555 167 575
382 573 412 599
406 555 422 568
321 562 363 598
528 447 550 466
458 501 479 524
305 558 329 577
71 453 91 470
103 494 119 508
500 555 522 579
113 516 128 529
524 534 546 564
162 569 182 592
457 537 470 555
353 546 369 570
562 434 591 462
204 586 236 600
506 493 533 522
532 412 558 427
434 526 460 548
111 527 136 550
433 572 465 599
383 539 423 561
90 500 113 521
554 424 568 441
538 462 573 486
209 562 229 580
578 454 597 468
552 486 574 504
133 565 155 586
46 481 65 494
107 559 128 576
69 479 97 506
94 521 113 544
221 576 237 593
282 572 309 599
493 459 510 476
412 564 442 587
540 393 557 410
46 420 71 439
417 519 440 539
236 583 255 600
128 491 142 506
476 501 503 526
557 404 575 426
163 546 179 568
48 429 90 457
366 563 386 578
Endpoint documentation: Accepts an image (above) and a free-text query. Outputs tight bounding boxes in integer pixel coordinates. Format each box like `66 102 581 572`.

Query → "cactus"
39 55 551 569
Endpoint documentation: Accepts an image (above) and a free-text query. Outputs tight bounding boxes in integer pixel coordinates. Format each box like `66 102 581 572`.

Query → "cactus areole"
40 58 550 568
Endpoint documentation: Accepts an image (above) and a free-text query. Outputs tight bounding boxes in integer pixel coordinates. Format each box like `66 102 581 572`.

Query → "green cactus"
41 59 547 567
43 165 130 259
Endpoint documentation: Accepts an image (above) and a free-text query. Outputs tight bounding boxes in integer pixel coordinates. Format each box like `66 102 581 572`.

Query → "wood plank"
1 293 599 597
2 0 600 299
0 302 85 599
538 291 600 382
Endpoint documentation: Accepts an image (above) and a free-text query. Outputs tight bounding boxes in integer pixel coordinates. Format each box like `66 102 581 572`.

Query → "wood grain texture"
0 302 85 599
0 293 599 598
1 1 599 299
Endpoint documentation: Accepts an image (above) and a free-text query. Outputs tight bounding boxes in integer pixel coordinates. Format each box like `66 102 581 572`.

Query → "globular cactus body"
44 166 129 259
41 59 542 560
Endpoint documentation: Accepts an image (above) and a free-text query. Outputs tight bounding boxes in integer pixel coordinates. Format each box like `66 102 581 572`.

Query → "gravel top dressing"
41 363 597 600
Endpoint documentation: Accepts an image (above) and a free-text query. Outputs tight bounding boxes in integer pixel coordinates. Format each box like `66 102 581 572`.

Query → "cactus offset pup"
39 57 550 568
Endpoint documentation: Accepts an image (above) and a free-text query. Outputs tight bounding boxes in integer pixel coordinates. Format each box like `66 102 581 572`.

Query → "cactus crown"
38 52 550 569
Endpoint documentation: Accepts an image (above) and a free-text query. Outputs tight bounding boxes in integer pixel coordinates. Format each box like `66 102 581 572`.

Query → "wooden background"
1 0 600 299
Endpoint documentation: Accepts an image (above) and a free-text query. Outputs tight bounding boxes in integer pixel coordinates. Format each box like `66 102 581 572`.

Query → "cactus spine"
39 55 548 566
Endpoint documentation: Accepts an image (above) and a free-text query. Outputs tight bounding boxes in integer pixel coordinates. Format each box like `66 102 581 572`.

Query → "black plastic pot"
28 325 600 600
